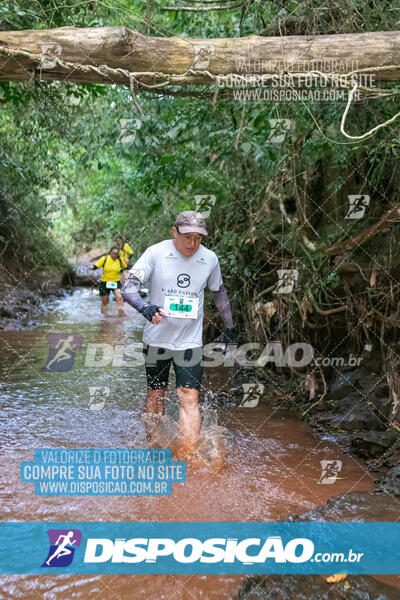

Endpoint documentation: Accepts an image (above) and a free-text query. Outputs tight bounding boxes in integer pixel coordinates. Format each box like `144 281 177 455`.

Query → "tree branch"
323 206 400 256
162 2 245 11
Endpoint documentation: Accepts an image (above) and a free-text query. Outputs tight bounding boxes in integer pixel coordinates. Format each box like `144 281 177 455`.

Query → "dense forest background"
1 0 400 375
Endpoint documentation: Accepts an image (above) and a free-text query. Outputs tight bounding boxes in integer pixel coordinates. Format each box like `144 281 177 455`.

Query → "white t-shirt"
130 239 223 350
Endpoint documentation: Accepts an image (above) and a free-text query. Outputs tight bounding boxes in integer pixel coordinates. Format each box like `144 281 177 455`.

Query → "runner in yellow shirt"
114 235 134 280
90 246 128 316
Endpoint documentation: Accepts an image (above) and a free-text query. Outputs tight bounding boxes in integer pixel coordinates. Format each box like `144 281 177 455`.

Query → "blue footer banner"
0 522 399 574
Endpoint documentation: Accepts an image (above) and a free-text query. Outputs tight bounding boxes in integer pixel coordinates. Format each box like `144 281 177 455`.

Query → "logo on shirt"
165 252 177 260
177 273 190 288
197 257 207 264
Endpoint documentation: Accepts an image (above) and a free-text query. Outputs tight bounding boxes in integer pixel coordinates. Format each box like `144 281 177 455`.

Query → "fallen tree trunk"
323 206 400 256
0 27 400 87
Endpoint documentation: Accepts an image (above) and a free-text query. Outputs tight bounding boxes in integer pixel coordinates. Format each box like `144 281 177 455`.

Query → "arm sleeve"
208 258 234 329
121 249 154 313
212 284 234 329
121 276 147 312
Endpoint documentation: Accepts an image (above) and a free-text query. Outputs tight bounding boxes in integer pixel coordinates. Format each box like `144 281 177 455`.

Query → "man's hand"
141 304 166 324
151 308 166 324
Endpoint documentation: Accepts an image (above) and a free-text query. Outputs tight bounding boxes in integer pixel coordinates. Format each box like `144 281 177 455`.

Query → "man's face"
110 248 120 260
172 226 203 257
114 237 123 247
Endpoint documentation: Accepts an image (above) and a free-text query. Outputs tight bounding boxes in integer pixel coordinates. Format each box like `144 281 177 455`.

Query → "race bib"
105 281 118 289
163 295 199 319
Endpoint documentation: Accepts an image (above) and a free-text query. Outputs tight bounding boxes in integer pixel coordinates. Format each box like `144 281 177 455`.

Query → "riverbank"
0 272 69 331
230 366 400 598
0 257 99 330
302 362 400 499
235 490 400 598
228 361 400 499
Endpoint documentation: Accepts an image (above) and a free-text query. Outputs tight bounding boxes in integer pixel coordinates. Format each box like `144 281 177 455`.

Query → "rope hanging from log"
1 45 400 140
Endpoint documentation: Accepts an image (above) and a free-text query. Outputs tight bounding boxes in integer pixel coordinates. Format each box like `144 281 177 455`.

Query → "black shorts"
143 344 203 391
99 281 122 296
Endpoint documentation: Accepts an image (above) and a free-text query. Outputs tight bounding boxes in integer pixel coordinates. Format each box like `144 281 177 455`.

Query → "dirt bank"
0 274 67 330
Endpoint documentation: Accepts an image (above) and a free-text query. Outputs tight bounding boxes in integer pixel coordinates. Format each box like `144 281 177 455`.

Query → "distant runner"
114 234 134 281
90 246 128 316
122 211 235 444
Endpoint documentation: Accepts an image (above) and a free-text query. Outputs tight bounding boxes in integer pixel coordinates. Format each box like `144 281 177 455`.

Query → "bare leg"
115 289 125 316
177 387 200 443
145 388 166 414
142 388 167 442
101 295 109 315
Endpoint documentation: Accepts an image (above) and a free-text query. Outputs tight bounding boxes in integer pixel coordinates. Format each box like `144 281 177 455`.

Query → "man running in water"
122 211 235 444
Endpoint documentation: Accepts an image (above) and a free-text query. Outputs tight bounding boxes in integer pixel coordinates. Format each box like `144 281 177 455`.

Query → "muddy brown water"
0 289 397 599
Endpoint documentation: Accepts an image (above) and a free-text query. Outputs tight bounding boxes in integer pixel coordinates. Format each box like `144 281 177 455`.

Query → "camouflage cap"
174 211 208 236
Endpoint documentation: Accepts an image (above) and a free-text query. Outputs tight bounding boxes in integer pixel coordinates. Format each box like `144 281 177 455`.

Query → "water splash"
141 409 227 472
